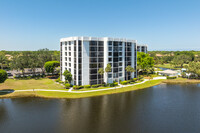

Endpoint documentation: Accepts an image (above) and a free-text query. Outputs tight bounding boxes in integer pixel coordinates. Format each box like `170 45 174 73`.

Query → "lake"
0 83 200 133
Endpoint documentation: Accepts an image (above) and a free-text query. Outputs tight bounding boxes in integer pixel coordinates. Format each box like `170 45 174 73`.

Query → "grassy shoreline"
0 79 164 99
163 78 200 84
0 78 200 99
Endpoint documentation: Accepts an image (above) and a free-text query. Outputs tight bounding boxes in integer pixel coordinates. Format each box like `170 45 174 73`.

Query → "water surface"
0 84 200 133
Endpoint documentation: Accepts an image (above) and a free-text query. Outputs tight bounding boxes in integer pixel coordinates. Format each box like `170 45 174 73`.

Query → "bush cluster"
55 77 60 82
167 76 177 79
120 81 128 85
73 85 84 89
65 83 71 89
14 75 45 80
84 85 91 88
0 69 7 83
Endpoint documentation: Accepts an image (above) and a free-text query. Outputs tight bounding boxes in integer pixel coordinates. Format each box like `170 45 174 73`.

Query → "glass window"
108 41 112 46
119 62 122 66
69 63 71 67
69 68 71 72
69 58 71 61
109 47 112 51
119 73 122 77
108 58 112 62
65 52 67 56
65 47 67 50
119 57 122 61
65 57 67 61
119 52 122 56
108 52 112 56
108 74 112 78
69 52 71 56
65 63 67 66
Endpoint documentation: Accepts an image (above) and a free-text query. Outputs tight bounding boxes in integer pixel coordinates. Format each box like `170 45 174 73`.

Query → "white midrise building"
60 36 147 85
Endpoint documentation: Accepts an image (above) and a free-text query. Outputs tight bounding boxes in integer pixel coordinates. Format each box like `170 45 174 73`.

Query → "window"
108 74 112 78
119 73 122 77
65 47 67 50
109 52 112 56
119 62 122 66
65 63 67 66
65 57 67 61
119 47 122 51
119 68 122 71
98 58 103 62
65 41 67 45
69 63 71 67
108 41 112 46
69 68 71 72
69 52 71 56
65 52 67 56
69 58 71 61
109 47 112 51
69 47 71 51
119 52 122 56
108 58 112 62
119 57 122 61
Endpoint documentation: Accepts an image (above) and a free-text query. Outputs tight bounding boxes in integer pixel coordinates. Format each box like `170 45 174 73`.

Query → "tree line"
0 49 60 76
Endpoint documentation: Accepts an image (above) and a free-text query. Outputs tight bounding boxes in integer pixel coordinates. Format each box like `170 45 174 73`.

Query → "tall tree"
37 49 52 75
98 68 104 84
125 65 135 80
63 69 72 83
137 52 154 76
0 69 7 83
0 53 7 69
105 64 112 83
44 61 60 74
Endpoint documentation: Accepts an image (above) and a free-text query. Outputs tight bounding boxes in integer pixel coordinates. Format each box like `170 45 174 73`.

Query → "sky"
0 0 200 51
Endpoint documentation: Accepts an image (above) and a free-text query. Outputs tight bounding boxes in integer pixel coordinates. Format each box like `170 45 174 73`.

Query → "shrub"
133 78 137 81
109 83 115 87
121 81 128 85
130 82 135 84
55 77 60 82
114 82 118 86
167 76 177 79
0 69 7 83
65 83 71 89
84 85 91 88
73 85 83 89
127 80 131 83
59 81 64 84
91 85 98 88
27 76 31 79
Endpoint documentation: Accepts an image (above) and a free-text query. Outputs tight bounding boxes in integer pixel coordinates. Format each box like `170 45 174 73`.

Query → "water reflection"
0 84 200 133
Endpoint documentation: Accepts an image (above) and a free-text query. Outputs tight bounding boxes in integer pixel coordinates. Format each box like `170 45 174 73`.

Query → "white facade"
137 44 148 53
60 36 145 85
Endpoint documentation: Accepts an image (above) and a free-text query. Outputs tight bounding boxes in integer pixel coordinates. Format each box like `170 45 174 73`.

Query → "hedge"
84 85 91 88
65 83 71 89
167 76 177 79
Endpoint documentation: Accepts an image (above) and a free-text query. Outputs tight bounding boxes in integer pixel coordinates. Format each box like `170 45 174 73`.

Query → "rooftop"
60 36 137 43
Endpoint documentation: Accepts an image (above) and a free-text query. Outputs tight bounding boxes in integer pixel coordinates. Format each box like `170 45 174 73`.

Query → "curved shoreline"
1 78 199 99
0 80 164 99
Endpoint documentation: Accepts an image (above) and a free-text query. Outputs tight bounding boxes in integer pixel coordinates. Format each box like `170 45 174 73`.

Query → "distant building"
137 45 147 53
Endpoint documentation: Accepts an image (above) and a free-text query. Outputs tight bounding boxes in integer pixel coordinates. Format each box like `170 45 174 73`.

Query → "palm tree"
125 65 135 80
105 64 111 83
98 68 104 84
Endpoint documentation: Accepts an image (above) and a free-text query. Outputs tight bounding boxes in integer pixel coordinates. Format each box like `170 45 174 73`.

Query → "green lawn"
0 78 66 90
163 77 200 84
154 63 180 70
0 79 164 99
35 79 164 99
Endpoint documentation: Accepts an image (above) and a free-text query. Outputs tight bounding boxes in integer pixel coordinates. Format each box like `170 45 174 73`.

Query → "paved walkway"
0 77 165 94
